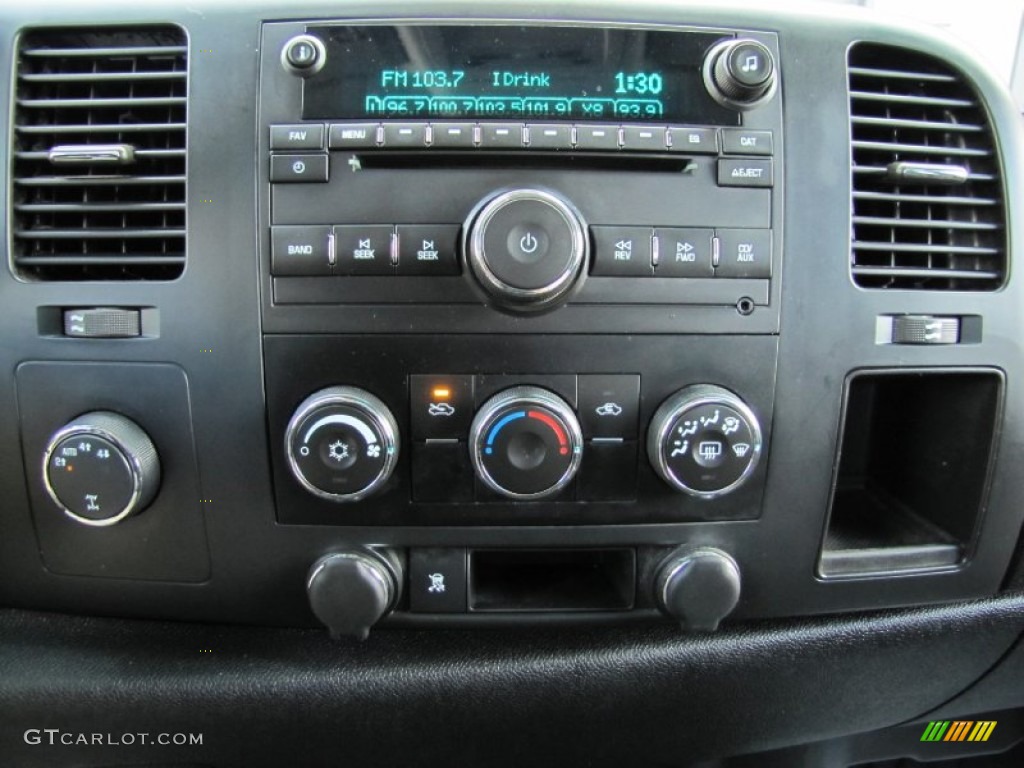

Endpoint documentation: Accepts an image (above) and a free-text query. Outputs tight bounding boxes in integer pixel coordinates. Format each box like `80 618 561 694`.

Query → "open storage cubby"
820 369 1002 578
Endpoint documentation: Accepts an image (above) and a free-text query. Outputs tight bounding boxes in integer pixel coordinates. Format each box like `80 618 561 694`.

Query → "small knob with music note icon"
704 39 777 109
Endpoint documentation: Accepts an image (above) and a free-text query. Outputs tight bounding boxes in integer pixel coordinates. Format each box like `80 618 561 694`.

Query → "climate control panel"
268 334 776 527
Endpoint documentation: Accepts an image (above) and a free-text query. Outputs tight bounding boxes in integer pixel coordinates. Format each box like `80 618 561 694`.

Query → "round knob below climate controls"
470 386 583 499
648 385 763 499
43 411 160 527
464 188 588 313
285 386 399 502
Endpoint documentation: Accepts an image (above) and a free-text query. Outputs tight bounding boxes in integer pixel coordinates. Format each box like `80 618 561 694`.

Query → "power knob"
703 38 777 109
464 188 588 313
285 386 399 502
43 412 160 527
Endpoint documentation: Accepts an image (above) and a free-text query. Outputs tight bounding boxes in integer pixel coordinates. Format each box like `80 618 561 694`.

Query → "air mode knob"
285 386 399 502
703 38 777 109
464 188 588 313
648 385 763 498
43 411 160 527
470 386 583 499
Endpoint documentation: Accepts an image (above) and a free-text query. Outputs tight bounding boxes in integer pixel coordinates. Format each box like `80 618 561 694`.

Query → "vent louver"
848 43 1005 290
10 26 187 281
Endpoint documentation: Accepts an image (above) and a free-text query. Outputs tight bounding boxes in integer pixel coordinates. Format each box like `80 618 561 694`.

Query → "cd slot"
348 151 695 173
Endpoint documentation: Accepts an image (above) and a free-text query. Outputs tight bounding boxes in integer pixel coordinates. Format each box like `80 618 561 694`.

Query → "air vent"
11 26 187 280
848 43 1005 290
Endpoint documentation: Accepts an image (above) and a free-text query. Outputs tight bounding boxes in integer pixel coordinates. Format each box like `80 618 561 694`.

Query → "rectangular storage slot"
469 549 636 612
820 370 1002 577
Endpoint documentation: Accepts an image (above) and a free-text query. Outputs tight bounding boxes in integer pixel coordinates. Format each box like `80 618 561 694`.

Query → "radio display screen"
302 25 739 125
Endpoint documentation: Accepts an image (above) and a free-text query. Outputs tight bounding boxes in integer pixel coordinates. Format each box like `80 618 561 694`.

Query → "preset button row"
590 227 772 279
271 225 461 277
308 121 773 156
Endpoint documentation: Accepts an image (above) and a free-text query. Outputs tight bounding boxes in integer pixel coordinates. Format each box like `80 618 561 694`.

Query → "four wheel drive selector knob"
464 188 589 313
470 386 584 499
285 386 400 502
648 385 763 498
43 411 160 527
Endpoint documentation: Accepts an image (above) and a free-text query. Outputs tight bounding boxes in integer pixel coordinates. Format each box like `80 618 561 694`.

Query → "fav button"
590 226 653 277
270 124 325 150
397 225 461 276
716 229 772 278
333 225 394 275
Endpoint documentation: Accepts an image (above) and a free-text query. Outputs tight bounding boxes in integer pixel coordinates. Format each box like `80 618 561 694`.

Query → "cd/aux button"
715 229 772 278
333 225 395 275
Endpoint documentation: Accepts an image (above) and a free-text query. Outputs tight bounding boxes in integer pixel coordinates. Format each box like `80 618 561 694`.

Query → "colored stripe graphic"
921 720 996 743
970 721 997 742
945 721 973 741
921 721 950 741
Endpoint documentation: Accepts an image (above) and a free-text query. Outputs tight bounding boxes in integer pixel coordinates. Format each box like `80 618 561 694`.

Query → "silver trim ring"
285 386 400 503
42 421 151 527
465 188 587 309
469 385 584 500
648 384 763 500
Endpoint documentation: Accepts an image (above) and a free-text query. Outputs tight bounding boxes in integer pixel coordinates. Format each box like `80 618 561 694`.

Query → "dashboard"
1 1 1023 766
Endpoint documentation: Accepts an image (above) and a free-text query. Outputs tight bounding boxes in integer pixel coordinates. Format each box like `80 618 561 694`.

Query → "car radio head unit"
301 25 740 125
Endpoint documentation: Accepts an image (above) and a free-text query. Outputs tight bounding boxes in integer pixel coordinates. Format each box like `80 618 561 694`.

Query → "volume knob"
703 38 777 109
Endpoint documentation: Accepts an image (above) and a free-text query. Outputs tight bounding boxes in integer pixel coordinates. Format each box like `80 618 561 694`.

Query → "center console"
2 2 1022 640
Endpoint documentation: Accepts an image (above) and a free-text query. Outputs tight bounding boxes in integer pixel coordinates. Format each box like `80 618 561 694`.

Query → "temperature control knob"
464 188 588 313
43 412 160 527
703 38 777 109
285 386 399 502
470 386 583 499
648 385 762 498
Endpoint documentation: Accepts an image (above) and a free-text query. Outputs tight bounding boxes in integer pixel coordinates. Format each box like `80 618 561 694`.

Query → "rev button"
590 227 652 277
